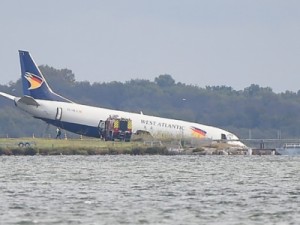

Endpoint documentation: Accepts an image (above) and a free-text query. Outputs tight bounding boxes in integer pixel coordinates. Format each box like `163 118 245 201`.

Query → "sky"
0 0 299 93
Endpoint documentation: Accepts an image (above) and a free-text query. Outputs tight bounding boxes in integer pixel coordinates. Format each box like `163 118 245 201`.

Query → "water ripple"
0 155 299 224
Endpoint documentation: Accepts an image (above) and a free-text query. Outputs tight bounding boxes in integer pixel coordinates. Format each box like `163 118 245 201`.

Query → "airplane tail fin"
19 50 72 102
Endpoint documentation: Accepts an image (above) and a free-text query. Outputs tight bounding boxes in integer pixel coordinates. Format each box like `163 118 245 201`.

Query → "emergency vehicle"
99 116 132 142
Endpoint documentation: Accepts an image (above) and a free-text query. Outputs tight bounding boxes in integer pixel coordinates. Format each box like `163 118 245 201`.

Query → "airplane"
0 50 246 147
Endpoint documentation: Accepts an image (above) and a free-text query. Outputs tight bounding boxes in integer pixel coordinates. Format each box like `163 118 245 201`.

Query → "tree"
154 74 175 87
3 64 300 140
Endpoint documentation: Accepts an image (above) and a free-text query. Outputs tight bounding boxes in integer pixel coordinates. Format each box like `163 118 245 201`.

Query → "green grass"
0 137 169 155
0 137 247 156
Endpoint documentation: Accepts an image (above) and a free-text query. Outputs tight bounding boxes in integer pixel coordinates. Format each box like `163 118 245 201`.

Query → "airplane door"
55 107 62 120
221 133 227 140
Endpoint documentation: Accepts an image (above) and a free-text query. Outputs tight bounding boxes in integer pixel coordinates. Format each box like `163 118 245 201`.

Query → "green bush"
24 148 37 155
145 146 168 155
0 147 10 155
11 148 25 155
121 148 131 154
192 148 205 153
131 147 145 155
108 148 119 155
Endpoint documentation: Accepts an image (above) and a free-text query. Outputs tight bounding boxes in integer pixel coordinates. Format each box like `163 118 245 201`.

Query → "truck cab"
99 116 132 142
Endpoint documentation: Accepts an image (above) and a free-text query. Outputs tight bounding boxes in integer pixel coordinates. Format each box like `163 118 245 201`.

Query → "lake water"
0 155 299 225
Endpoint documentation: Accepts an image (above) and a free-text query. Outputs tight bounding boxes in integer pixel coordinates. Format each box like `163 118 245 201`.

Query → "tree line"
1 65 300 139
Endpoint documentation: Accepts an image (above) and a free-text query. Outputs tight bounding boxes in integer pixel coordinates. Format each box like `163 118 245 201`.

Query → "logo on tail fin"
24 72 44 90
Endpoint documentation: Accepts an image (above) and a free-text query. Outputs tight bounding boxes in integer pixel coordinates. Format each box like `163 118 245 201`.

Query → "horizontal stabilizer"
17 95 39 106
0 92 16 100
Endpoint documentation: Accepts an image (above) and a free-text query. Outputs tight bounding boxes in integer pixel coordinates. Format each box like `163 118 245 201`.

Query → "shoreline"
0 137 248 156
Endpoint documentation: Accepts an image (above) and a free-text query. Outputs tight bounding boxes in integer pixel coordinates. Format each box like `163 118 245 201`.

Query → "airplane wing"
0 92 39 106
0 92 16 100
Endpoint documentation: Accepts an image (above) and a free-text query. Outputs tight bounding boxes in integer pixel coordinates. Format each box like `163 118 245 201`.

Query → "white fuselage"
14 97 245 147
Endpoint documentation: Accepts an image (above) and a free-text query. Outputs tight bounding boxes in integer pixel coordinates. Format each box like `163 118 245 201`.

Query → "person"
56 128 62 139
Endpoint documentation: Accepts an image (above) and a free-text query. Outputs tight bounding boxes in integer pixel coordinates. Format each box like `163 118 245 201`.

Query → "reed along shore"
0 138 173 156
0 138 247 156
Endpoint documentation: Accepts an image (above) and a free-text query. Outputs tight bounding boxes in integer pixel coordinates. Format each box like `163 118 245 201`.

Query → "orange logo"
25 72 44 90
191 126 207 138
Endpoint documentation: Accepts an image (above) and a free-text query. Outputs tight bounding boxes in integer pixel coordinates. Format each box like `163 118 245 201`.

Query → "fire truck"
98 116 132 142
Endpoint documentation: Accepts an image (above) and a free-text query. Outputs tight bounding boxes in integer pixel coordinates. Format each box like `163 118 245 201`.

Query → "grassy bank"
0 138 248 156
0 138 174 156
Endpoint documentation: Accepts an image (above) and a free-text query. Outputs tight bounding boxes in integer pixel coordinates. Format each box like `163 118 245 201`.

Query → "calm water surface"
0 155 299 225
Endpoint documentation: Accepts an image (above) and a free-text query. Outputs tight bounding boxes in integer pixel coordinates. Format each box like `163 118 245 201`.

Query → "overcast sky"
0 0 299 93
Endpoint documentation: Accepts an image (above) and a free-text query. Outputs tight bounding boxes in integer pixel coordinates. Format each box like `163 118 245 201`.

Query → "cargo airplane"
0 50 245 147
